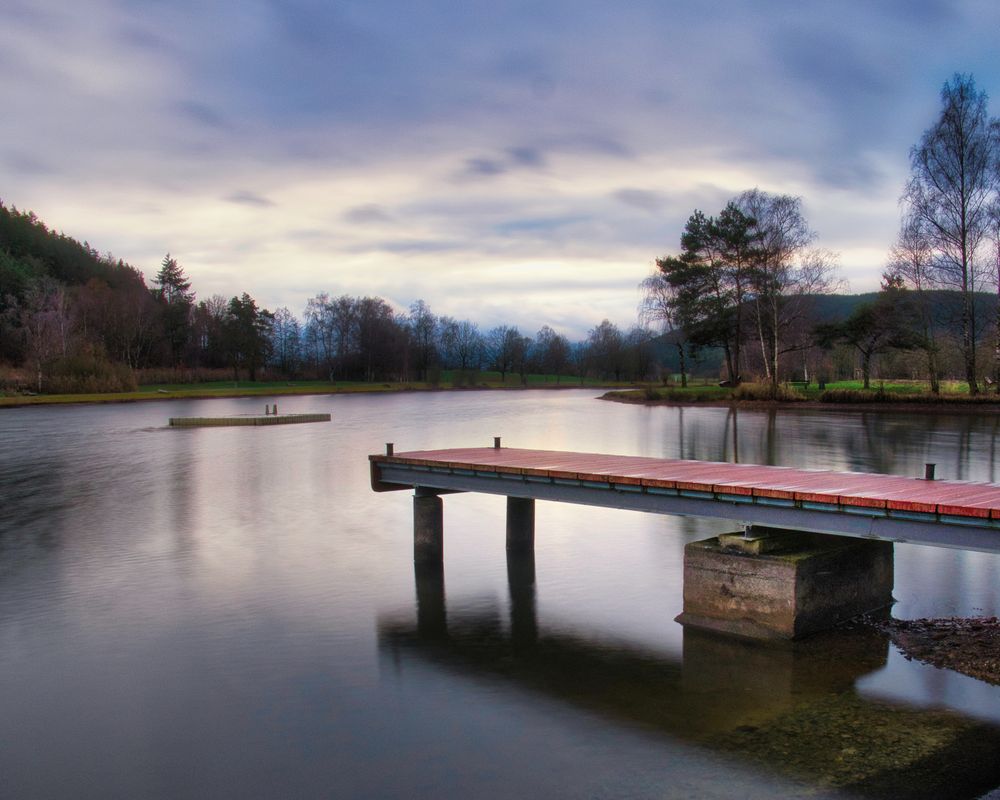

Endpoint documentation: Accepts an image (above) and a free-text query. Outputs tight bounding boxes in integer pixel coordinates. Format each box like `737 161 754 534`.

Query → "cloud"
462 157 507 178
175 101 232 131
3 0 1000 337
225 190 274 207
458 146 548 180
342 204 393 224
612 189 666 213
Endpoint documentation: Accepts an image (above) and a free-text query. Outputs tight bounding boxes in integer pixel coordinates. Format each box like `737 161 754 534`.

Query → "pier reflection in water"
383 552 1000 800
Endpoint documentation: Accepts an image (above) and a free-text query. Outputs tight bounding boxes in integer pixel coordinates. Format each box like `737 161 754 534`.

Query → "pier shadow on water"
379 553 1000 800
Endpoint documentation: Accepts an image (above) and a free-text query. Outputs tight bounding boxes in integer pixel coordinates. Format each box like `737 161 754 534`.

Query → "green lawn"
606 378 1000 405
0 373 628 407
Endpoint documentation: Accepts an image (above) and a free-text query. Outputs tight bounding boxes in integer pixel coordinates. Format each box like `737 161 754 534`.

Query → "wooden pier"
371 443 1000 637
370 444 1000 554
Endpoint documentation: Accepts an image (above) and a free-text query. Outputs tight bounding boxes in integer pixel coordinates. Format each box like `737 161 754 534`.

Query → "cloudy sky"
2 0 1000 337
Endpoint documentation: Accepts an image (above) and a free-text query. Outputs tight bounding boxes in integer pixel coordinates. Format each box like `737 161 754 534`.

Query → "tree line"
643 73 1000 395
0 203 657 391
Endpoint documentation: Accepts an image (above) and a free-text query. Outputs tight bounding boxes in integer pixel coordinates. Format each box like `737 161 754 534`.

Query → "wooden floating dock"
370 445 1000 553
169 413 330 427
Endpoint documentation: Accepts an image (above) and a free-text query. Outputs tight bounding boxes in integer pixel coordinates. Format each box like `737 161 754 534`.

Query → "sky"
2 0 1000 339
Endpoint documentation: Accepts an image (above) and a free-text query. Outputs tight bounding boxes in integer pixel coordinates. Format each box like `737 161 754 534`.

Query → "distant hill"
0 200 143 304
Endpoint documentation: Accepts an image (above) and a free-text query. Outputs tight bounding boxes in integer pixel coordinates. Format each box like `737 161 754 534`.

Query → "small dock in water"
170 412 330 427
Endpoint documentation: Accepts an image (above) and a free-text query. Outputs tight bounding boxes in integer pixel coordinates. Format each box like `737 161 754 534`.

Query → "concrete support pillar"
506 496 535 553
677 528 894 640
413 489 443 564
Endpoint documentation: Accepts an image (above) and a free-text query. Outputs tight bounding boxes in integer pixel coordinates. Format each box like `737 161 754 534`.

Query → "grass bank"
602 380 1000 409
0 372 627 409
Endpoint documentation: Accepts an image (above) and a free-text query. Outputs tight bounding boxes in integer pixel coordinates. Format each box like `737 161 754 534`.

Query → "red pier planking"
370 446 1000 521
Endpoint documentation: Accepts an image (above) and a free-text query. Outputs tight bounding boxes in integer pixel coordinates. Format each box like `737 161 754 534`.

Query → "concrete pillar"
676 528 894 640
506 496 535 553
413 489 443 564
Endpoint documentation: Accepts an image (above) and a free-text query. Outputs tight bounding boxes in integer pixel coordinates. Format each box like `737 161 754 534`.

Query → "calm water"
3 391 1000 798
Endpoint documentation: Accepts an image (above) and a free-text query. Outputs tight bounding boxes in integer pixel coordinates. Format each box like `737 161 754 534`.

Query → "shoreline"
600 391 1000 416
5 382 1000 413
0 381 607 410
869 616 1000 687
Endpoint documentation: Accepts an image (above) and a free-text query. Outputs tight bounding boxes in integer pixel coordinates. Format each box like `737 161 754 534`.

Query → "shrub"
44 354 137 393
135 367 235 385
732 382 805 402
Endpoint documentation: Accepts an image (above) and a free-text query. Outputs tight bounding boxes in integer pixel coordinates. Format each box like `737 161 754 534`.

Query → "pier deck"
370 446 1000 553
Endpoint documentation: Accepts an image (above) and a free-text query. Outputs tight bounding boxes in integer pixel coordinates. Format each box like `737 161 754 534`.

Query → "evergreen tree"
152 254 194 365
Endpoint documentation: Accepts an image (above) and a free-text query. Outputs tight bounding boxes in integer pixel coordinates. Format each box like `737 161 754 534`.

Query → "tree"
624 325 655 381
408 300 437 380
487 325 523 382
21 279 73 391
587 319 624 380
533 325 571 382
152 254 194 365
639 272 690 386
654 204 757 385
354 296 405 381
191 294 230 368
223 293 273 381
888 216 942 392
815 274 921 389
76 270 157 369
439 317 484 373
735 189 836 396
270 306 302 376
902 73 1000 394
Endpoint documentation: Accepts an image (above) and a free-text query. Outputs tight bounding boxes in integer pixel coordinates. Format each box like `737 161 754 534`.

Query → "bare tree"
888 216 941 392
902 73 1000 394
21 280 72 391
735 189 837 396
639 272 689 386
487 325 521 382
587 319 625 380
991 206 1000 389
408 299 437 380
533 325 571 383
439 317 483 372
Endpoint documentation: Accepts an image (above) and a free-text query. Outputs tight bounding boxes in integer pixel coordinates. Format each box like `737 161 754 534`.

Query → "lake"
3 390 1000 798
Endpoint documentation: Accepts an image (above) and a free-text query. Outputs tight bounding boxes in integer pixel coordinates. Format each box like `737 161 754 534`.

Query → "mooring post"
925 463 936 481
494 436 501 449
506 496 535 553
413 487 444 563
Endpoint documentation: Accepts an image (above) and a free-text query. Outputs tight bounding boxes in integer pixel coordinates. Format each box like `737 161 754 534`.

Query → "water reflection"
666 405 1000 485
382 554 1000 799
6 394 1000 799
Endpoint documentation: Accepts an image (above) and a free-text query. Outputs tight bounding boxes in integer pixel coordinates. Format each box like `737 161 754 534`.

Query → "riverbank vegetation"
603 379 1000 408
3 74 1000 404
0 370 635 408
